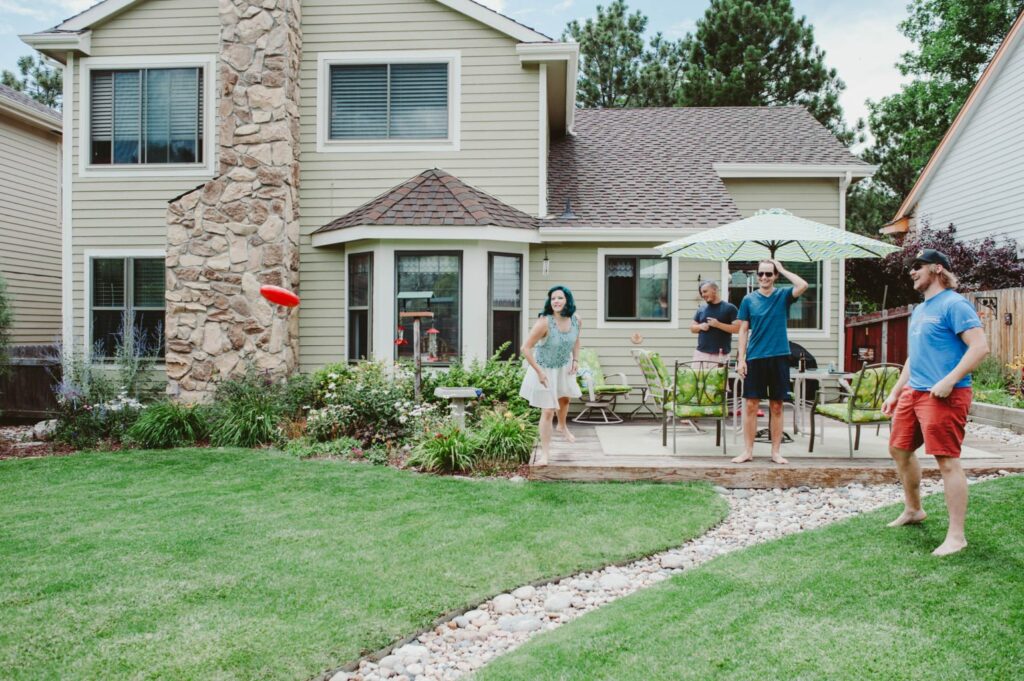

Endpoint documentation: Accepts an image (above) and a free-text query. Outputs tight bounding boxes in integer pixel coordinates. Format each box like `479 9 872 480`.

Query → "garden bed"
970 401 1024 434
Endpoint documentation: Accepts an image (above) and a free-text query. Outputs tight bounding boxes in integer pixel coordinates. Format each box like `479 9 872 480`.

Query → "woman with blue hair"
519 285 583 463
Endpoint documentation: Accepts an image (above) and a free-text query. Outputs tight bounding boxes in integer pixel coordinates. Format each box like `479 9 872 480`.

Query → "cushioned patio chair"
633 349 673 444
809 362 902 457
671 360 728 455
573 348 631 424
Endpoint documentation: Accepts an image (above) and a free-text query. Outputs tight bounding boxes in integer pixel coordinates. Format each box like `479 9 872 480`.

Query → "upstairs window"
328 62 449 141
90 67 204 165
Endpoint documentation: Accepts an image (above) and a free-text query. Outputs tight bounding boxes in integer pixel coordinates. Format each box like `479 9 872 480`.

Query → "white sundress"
519 314 583 409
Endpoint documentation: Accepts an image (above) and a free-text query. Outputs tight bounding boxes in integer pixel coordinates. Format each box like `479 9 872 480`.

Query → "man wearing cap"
690 280 739 364
881 248 988 556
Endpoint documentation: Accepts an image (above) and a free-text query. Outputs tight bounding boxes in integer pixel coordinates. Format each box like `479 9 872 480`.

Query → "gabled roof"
890 9 1024 230
45 0 550 42
0 84 61 132
314 169 538 234
545 106 870 230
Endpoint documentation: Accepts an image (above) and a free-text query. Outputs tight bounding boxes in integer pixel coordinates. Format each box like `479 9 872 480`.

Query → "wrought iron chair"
809 362 902 457
573 348 631 424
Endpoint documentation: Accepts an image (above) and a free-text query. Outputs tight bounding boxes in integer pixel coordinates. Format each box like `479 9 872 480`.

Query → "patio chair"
573 348 631 424
633 349 673 444
809 362 902 457
671 360 729 455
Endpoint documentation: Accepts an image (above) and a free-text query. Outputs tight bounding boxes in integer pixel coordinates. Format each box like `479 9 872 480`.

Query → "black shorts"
743 355 791 400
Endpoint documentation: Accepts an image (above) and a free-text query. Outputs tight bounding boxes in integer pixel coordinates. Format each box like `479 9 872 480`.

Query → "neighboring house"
0 84 62 349
24 0 872 402
883 10 1024 256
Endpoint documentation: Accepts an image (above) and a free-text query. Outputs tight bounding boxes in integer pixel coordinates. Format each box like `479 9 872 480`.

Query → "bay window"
395 252 461 364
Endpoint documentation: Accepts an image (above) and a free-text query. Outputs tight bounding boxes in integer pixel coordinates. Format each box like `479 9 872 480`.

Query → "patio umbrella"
655 208 900 261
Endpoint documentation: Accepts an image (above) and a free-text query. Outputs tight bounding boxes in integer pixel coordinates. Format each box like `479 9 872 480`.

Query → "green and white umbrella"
655 208 900 261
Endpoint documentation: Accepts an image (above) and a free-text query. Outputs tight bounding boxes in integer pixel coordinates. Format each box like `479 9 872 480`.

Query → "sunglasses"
756 271 775 278
909 262 926 272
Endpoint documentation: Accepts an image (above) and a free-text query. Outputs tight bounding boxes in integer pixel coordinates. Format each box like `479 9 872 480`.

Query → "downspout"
838 170 852 370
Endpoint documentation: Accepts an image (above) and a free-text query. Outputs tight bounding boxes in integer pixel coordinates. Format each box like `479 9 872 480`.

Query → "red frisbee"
260 285 300 307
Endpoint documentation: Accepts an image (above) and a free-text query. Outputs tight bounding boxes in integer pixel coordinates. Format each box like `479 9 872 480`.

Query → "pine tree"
679 0 853 143
1 54 62 110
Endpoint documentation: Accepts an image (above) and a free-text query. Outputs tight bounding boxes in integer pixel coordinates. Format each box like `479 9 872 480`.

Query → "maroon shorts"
889 387 972 457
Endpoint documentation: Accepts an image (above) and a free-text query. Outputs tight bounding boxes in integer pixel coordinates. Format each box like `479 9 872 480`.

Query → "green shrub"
208 373 284 448
364 445 390 466
422 343 535 421
407 423 479 473
126 401 209 448
284 436 362 459
0 274 11 383
477 408 537 464
974 355 1012 391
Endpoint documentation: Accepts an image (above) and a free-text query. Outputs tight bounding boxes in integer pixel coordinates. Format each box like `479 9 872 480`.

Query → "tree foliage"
846 224 1024 310
679 0 854 143
1 54 62 110
0 275 12 381
563 0 684 107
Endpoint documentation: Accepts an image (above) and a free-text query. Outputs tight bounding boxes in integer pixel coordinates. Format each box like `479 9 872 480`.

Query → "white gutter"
713 163 877 179
312 225 542 248
538 227 703 242
19 31 92 62
0 98 61 133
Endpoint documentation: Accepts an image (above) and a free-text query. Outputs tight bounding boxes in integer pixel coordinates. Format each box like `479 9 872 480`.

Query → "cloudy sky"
0 0 913 129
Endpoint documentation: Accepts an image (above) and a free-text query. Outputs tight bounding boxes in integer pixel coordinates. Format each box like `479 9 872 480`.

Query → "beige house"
24 0 872 401
883 9 1024 256
0 85 62 349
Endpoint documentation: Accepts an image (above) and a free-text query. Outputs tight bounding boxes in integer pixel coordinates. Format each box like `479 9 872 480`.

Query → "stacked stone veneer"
166 0 301 402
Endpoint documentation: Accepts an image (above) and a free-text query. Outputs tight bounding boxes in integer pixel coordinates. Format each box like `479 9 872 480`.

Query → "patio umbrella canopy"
655 208 901 261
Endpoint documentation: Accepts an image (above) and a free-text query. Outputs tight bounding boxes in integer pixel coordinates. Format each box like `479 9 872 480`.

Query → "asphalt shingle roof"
314 168 538 233
0 84 61 125
546 106 870 230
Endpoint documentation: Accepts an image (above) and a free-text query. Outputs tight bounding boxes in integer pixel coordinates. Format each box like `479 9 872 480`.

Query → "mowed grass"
478 475 1024 681
0 449 726 680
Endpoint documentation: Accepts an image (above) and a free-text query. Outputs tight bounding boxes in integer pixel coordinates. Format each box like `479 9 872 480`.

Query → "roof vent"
560 197 576 220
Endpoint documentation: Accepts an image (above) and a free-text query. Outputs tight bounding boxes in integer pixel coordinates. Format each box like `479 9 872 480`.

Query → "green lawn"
0 449 726 680
478 476 1024 681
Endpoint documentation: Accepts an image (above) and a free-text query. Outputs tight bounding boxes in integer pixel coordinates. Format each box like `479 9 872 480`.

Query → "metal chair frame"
809 362 902 457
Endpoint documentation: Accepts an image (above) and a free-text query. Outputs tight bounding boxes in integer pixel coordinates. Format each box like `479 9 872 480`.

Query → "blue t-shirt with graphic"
693 300 738 354
908 288 982 390
737 288 797 360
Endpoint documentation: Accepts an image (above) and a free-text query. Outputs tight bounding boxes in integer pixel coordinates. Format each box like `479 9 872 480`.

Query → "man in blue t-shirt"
881 248 987 556
690 280 739 363
733 259 808 465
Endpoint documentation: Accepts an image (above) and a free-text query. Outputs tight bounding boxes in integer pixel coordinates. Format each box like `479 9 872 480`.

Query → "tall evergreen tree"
1 54 62 110
679 0 853 143
564 0 684 108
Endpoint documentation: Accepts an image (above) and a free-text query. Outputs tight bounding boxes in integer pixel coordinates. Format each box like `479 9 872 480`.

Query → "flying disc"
260 285 300 307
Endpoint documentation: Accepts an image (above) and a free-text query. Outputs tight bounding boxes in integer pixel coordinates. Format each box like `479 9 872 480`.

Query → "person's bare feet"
887 509 927 527
557 425 576 443
770 454 789 464
731 452 753 464
932 537 968 556
536 450 549 465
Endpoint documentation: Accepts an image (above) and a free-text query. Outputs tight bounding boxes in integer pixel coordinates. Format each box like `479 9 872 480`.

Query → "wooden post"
399 311 433 401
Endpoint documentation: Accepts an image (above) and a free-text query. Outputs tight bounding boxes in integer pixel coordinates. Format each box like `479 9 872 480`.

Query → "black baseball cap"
907 248 952 270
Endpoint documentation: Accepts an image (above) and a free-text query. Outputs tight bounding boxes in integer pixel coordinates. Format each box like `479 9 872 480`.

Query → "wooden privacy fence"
0 344 60 423
844 306 913 372
966 288 1024 367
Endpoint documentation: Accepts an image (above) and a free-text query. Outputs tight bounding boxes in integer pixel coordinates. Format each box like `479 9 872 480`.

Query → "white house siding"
67 0 220 365
0 113 61 345
298 0 542 371
914 33 1024 253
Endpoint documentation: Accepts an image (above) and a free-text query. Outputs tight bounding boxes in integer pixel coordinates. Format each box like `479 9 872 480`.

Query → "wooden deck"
529 419 1024 489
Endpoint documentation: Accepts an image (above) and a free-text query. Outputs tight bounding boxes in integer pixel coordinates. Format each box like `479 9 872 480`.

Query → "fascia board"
713 163 877 179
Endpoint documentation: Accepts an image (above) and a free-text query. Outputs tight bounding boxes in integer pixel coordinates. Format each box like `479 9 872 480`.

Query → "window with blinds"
91 257 165 358
90 67 203 165
329 62 448 140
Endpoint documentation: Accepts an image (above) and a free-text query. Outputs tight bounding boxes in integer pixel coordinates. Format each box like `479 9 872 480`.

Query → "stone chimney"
165 0 301 402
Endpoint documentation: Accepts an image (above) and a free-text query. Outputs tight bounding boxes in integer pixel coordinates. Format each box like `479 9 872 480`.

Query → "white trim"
342 244 376 363
537 63 548 217
19 31 92 59
720 259 832 340
61 53 74 353
315 51 461 154
539 227 698 242
312 225 540 248
54 0 550 40
0 95 62 132
565 50 577 134
77 54 217 178
713 163 877 179
596 248 679 330
515 42 578 62
838 172 852 366
82 248 165 360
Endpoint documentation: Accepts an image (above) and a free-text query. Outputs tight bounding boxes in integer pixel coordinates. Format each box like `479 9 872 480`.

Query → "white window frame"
83 249 166 362
78 54 217 178
316 50 461 154
720 259 832 340
596 248 679 330
344 245 376 363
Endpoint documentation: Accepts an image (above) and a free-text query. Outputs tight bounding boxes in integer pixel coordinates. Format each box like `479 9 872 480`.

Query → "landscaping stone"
542 591 573 612
491 594 516 614
598 573 630 590
31 419 56 442
511 585 535 600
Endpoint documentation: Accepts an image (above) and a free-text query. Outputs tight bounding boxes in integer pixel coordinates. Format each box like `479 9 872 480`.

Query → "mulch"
0 425 75 461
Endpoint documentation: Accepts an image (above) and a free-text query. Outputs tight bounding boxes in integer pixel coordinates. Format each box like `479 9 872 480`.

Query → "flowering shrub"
477 408 538 464
421 343 535 420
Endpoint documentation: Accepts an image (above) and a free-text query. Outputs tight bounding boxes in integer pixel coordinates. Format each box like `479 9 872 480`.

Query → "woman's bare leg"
556 397 575 443
538 408 555 464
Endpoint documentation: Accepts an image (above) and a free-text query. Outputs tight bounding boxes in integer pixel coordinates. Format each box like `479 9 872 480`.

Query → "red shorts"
890 387 972 457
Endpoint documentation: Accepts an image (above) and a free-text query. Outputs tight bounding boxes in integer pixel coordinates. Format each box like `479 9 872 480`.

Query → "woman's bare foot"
536 450 550 465
731 453 753 464
887 509 927 527
770 454 789 464
557 425 576 443
932 537 968 556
